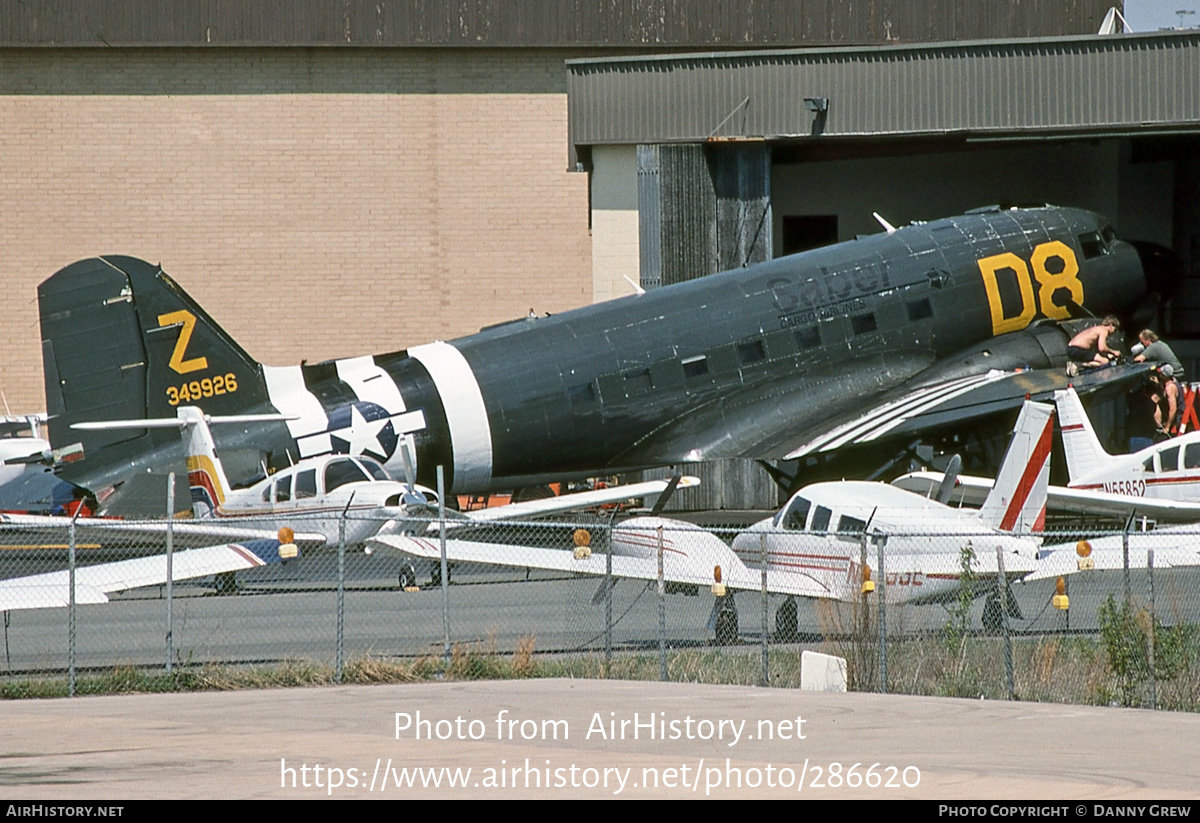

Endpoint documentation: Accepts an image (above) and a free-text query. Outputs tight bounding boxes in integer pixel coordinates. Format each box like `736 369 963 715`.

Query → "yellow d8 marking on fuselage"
157 310 210 374
977 240 1082 335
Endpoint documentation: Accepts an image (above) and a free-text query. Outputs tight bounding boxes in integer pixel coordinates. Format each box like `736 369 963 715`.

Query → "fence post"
1148 548 1157 710
760 532 769 688
68 511 77 697
875 533 887 694
604 522 613 678
166 472 175 674
335 507 346 682
997 547 1014 700
657 526 667 681
437 466 451 663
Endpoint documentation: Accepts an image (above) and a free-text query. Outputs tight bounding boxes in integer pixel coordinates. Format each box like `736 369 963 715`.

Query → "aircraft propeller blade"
935 454 963 505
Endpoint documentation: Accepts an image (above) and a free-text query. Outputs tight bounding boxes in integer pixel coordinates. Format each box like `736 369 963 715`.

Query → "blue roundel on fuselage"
326 401 399 462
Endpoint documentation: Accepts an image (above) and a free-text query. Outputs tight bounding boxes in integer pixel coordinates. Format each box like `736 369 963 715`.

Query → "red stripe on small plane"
999 414 1054 532
1061 423 1085 432
229 544 266 566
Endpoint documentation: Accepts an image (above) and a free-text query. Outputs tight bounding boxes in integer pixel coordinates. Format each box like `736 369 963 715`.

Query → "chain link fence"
2 506 1198 710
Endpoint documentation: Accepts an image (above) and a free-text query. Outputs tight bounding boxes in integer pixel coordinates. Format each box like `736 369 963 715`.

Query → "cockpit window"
1143 456 1156 473
273 475 291 502
811 506 832 533
779 496 811 530
325 458 370 492
1078 231 1106 259
1101 224 1117 245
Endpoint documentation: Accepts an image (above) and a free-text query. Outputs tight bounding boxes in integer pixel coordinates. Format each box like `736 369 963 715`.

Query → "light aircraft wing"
893 471 1200 524
0 538 296 611
434 477 700 529
1027 532 1200 581
0 513 327 551
369 532 837 599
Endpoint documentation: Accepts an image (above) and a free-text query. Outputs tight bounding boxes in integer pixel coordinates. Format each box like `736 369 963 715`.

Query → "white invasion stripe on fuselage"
407 341 493 489
335 356 407 412
263 365 331 457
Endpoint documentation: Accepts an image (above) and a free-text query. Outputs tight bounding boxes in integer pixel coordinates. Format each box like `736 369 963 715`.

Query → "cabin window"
906 297 932 321
851 313 877 336
1185 444 1200 470
295 469 317 499
811 506 832 533
261 485 272 503
273 476 291 502
837 515 867 536
682 355 709 379
794 326 820 350
738 340 766 365
325 458 369 492
1161 446 1181 472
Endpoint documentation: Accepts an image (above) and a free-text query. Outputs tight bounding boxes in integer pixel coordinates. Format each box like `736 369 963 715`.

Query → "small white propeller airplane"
373 401 1154 635
373 399 1200 637
73 406 701 586
894 386 1200 523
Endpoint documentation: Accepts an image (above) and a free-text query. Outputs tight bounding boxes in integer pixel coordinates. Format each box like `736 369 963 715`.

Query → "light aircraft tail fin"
978 401 1054 533
39 256 269 457
72 407 287 518
1052 387 1113 482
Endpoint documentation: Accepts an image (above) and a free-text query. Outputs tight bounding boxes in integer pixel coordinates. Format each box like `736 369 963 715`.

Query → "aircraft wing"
0 513 327 551
893 471 1200 524
0 538 296 611
784 364 1148 460
369 532 838 599
431 477 701 530
1027 532 1200 581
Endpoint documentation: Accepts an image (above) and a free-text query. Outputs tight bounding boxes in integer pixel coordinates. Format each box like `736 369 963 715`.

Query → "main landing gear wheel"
982 593 1003 632
775 596 799 642
214 572 238 595
398 564 418 590
714 596 739 645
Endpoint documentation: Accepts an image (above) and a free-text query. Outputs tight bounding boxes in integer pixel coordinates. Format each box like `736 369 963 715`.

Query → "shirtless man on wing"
1066 315 1121 372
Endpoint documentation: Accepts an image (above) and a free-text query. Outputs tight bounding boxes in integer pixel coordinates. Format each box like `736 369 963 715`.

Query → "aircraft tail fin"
1052 387 1113 482
39 256 270 457
72 407 288 518
978 401 1055 533
177 407 232 518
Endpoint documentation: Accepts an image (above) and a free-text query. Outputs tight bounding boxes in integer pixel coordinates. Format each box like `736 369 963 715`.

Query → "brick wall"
0 48 591 411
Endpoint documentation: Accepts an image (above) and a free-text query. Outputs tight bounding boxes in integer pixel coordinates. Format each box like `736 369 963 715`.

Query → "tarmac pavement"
2 679 1198 799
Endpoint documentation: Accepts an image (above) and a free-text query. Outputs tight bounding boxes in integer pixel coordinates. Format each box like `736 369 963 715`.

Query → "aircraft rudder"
980 401 1055 533
40 257 271 445
1052 387 1112 482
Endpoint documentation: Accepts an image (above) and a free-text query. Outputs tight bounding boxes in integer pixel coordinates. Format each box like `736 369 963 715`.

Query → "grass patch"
4 630 1199 711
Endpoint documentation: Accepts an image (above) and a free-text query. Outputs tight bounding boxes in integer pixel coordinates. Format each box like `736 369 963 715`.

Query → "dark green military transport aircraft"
38 205 1161 512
